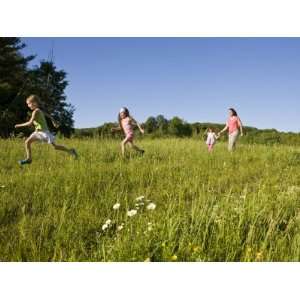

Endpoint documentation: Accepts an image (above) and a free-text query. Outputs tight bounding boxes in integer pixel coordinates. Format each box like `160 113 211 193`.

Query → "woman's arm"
238 118 244 136
218 124 228 136
15 109 38 128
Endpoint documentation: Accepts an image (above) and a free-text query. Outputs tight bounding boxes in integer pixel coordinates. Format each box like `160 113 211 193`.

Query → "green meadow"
0 138 300 262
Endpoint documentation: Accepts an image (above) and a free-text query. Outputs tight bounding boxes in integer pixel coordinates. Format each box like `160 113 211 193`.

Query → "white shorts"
30 131 55 144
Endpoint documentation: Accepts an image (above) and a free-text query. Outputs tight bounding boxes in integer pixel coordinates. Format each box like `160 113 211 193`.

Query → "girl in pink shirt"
112 107 145 157
219 108 244 151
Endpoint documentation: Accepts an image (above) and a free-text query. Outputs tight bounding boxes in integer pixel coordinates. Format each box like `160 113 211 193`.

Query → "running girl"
205 127 218 152
218 108 244 151
15 95 78 165
112 107 145 157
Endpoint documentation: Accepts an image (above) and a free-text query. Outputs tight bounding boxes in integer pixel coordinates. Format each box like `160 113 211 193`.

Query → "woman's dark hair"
118 107 130 128
229 108 238 116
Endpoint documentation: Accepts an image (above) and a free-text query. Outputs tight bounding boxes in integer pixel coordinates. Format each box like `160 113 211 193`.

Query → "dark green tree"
26 61 75 137
168 117 192 137
0 38 75 138
145 116 158 133
0 37 34 137
156 115 168 135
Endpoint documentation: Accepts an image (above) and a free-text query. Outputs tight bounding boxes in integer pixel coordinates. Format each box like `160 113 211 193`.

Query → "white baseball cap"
119 107 127 114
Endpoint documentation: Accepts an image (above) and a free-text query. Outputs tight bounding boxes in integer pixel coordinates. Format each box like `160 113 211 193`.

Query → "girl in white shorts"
15 95 78 165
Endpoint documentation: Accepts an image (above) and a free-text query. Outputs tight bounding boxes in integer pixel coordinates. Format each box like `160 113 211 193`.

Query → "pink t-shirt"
227 116 240 134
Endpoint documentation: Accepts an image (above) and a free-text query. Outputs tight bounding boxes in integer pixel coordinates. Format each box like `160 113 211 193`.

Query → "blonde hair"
26 95 41 106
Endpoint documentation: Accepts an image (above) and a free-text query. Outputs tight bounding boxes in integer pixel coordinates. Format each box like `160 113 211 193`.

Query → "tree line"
74 116 300 146
0 38 74 138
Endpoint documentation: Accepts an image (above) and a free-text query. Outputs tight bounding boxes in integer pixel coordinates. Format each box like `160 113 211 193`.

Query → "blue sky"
22 38 300 132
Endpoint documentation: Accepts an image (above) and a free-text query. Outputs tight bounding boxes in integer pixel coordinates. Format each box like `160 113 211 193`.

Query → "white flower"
117 225 124 231
136 196 145 202
102 224 109 231
0 185 5 188
113 203 120 210
105 219 112 225
127 209 138 217
146 203 156 211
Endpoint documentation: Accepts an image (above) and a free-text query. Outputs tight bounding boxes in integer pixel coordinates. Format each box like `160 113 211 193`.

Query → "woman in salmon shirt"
218 108 244 151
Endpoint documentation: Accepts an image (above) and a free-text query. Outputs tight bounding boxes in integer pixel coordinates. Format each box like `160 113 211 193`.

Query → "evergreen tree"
26 61 75 137
0 38 34 137
0 38 75 137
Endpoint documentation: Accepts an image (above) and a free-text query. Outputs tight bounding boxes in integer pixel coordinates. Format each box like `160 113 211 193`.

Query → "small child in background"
205 127 218 153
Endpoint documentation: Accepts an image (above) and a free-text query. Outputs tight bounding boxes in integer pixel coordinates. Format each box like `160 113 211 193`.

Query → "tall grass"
0 138 299 261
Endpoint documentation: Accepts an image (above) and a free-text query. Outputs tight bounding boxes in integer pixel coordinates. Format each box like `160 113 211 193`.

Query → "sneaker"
70 148 78 159
18 159 32 166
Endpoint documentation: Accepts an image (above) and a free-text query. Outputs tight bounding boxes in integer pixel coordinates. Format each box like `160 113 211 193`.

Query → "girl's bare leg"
52 142 71 153
25 135 39 161
121 138 129 157
128 141 144 153
52 143 78 158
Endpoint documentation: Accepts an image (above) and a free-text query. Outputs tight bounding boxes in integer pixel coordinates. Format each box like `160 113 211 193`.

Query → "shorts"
30 131 55 144
125 132 134 142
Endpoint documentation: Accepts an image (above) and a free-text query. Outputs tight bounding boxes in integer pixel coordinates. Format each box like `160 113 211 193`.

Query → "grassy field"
0 138 300 262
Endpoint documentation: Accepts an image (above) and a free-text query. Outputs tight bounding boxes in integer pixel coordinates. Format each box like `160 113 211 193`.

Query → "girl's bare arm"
43 111 59 128
111 126 122 132
15 109 38 128
131 117 144 134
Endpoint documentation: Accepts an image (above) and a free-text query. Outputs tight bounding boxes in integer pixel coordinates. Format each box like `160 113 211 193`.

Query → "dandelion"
117 225 124 232
146 203 156 211
113 203 120 210
127 209 137 217
105 219 112 225
136 196 145 202
171 255 178 261
102 224 109 231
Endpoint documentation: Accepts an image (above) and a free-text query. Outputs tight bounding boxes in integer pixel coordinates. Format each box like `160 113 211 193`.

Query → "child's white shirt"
206 132 218 145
